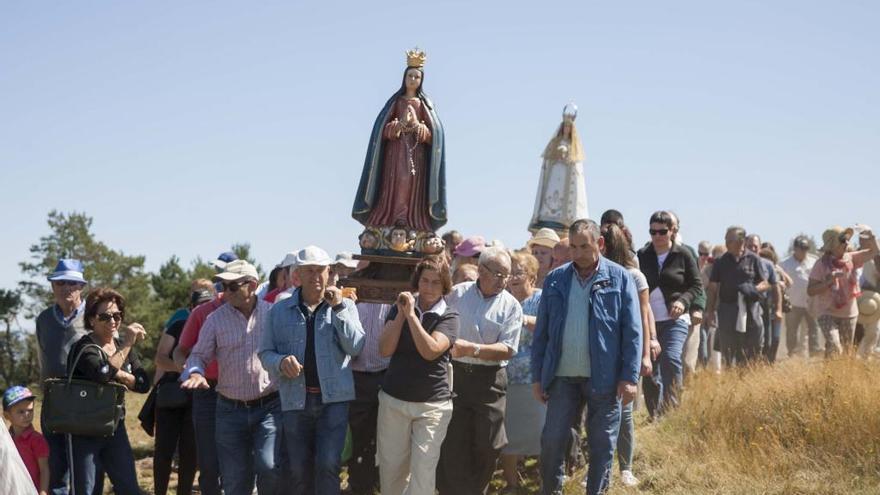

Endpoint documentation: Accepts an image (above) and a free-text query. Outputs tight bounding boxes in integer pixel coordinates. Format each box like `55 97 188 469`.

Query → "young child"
3 386 49 495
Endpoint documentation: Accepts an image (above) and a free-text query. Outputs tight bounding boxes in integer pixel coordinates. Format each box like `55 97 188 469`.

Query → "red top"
178 295 224 380
11 426 49 490
264 288 284 303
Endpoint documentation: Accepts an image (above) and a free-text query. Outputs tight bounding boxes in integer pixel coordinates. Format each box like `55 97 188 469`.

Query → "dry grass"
24 358 880 494
600 357 880 495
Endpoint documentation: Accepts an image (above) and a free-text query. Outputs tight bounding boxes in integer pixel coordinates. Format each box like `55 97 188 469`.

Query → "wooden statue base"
339 254 423 304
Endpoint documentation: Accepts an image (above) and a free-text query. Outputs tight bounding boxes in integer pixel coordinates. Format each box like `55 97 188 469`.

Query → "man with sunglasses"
436 246 523 495
35 258 104 495
173 251 239 495
181 260 281 495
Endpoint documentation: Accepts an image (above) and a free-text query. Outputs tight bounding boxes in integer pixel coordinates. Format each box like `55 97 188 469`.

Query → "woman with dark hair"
376 254 459 494
637 211 703 415
600 223 656 486
352 49 447 235
68 288 150 495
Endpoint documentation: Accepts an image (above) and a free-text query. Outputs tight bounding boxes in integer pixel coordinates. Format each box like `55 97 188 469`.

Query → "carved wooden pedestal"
340 254 423 304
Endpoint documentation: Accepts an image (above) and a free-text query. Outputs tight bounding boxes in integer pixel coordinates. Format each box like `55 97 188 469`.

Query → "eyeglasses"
96 312 123 323
52 280 83 287
510 271 528 280
223 280 251 292
649 229 669 236
698 251 710 257
480 265 510 281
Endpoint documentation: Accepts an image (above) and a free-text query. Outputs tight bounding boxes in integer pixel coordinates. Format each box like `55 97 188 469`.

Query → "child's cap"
3 385 35 410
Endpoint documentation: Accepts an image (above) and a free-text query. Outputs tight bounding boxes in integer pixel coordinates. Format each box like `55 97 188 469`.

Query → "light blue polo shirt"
556 271 595 378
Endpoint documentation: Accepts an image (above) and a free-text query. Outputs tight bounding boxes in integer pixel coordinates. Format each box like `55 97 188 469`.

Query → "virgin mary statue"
352 48 447 238
529 103 588 235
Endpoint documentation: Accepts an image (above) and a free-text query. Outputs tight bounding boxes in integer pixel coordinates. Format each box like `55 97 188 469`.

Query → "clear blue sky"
2 1 877 296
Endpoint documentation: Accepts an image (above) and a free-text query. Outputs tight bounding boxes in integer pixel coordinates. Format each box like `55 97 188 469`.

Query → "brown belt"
218 391 279 408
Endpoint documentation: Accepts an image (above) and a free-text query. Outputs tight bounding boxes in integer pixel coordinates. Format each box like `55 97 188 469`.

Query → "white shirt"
780 254 817 308
447 281 523 366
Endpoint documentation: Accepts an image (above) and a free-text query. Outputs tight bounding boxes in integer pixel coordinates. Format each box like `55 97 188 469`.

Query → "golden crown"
406 47 427 68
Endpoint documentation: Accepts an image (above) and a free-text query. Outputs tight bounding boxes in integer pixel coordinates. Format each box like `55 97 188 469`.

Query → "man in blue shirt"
531 219 642 495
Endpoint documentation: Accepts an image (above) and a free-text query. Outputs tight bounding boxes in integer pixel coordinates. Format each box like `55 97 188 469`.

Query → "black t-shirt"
68 333 151 394
160 318 186 383
710 251 767 304
298 300 327 389
381 303 459 403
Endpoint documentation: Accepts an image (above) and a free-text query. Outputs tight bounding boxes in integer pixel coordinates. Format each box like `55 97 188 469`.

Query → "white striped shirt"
350 302 391 372
184 299 277 401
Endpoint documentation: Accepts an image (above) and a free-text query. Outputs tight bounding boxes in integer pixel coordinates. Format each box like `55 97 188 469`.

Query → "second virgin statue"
352 48 447 254
529 102 589 236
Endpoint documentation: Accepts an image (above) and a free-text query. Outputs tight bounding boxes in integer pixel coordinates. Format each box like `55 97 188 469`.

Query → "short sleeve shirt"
381 298 459 402
11 426 49 490
809 253 862 318
446 281 523 366
506 290 542 385
710 251 767 304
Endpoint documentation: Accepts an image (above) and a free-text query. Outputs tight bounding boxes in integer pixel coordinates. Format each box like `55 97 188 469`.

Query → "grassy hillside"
25 357 880 494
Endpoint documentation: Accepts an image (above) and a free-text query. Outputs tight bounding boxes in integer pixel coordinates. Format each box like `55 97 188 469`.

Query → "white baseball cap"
278 252 298 268
294 246 333 267
213 260 259 282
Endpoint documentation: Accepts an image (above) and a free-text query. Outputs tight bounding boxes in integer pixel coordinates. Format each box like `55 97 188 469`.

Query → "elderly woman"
376 254 460 495
527 228 560 287
499 250 545 491
809 226 879 356
637 211 703 414
68 288 150 495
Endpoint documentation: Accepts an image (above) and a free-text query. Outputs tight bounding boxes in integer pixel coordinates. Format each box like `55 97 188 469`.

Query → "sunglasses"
698 252 710 257
223 280 251 292
649 229 669 236
52 280 83 287
96 311 123 323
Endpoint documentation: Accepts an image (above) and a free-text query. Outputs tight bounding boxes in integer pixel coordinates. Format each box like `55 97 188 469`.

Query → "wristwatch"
473 344 481 358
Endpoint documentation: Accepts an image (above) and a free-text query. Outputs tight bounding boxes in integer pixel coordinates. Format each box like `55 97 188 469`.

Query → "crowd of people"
4 210 880 495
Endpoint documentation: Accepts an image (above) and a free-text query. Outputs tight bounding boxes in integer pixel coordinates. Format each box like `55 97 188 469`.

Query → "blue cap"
212 251 239 270
47 258 87 284
3 385 35 410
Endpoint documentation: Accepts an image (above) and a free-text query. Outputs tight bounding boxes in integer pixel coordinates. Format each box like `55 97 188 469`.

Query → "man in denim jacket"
259 246 365 495
531 219 642 495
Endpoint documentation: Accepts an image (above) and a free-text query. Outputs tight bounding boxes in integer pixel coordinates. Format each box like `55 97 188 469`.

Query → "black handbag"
42 344 127 437
155 378 190 409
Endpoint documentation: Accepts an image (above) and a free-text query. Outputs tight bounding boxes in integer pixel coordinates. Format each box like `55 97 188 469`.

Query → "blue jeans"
540 377 621 495
192 387 222 495
616 401 634 472
214 394 282 495
283 393 349 495
655 318 689 415
70 422 138 495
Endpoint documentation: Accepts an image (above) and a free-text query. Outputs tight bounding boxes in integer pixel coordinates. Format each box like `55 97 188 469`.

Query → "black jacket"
637 243 704 313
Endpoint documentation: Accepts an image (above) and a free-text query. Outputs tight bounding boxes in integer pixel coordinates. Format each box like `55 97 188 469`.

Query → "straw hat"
820 226 853 254
857 290 880 325
527 228 560 250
